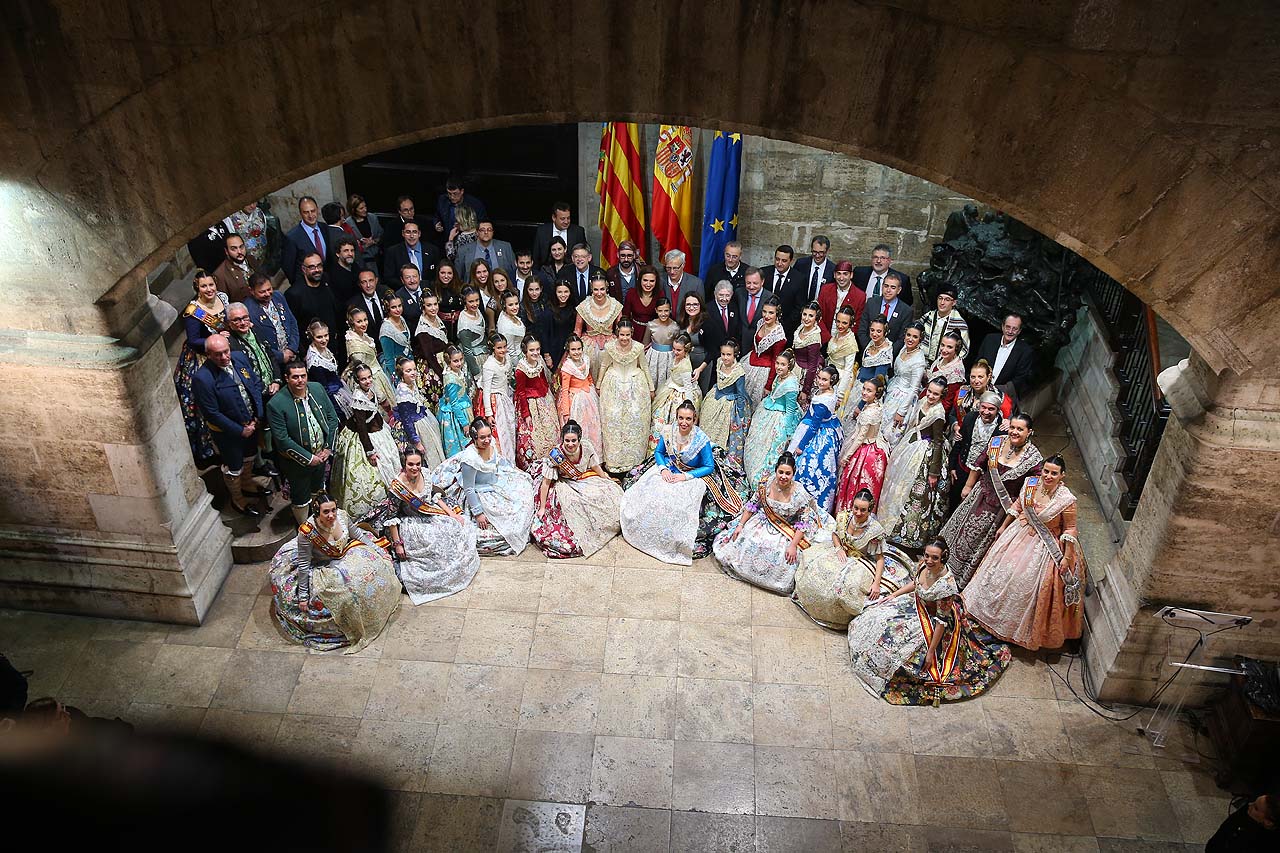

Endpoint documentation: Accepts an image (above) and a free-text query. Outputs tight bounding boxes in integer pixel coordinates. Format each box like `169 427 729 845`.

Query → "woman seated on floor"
530 419 623 559
269 495 401 653
433 417 536 556
364 448 480 605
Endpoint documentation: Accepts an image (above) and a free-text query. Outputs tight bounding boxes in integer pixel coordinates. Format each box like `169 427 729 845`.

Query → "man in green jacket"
266 361 340 524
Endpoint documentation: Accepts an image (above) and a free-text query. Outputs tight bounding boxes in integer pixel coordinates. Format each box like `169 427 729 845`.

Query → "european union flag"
698 131 743 280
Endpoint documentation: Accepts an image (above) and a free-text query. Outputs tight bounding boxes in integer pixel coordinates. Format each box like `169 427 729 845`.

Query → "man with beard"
211 233 261 302
286 252 345 366
605 240 642 301
245 273 299 365
326 236 364 304
514 249 549 297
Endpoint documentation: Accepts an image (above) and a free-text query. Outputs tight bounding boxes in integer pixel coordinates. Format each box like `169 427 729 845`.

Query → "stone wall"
578 124 974 292
1056 303 1131 541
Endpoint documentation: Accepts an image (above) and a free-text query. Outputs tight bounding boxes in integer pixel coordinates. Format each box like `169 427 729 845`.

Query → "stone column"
0 187 232 625
1085 352 1280 704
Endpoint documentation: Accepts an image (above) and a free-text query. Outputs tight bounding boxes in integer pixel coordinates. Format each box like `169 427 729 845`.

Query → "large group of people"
179 184 1083 707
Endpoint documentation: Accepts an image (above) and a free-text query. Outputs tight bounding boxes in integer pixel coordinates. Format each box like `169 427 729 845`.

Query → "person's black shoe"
233 501 263 519
255 460 279 477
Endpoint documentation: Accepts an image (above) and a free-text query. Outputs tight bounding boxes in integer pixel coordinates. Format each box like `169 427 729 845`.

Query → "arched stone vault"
2 0 1278 699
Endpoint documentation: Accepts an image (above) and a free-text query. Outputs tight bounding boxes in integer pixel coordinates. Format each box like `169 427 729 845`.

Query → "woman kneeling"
531 420 623 558
270 495 401 653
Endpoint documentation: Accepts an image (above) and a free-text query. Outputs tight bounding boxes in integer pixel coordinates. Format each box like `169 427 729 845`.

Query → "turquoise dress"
378 318 413 386
437 367 475 457
744 372 800 481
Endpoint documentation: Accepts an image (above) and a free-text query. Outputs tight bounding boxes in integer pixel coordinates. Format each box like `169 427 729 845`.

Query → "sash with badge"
1021 477 1083 607
389 478 461 517
985 435 1017 512
549 446 599 481
754 481 812 550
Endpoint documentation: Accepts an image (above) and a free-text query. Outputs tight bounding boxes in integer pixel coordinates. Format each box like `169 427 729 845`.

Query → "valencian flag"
651 125 695 258
698 130 743 280
594 122 647 266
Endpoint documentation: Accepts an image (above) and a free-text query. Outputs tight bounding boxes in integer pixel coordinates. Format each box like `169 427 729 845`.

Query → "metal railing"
1080 266 1171 519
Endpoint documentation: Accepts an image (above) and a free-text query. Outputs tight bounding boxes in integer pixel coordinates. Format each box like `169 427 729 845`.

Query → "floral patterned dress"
880 345 927 450
478 353 517 464
834 400 889 511
556 355 603 452
643 319 680 388
598 340 654 473
879 400 950 549
530 440 623 559
174 294 229 461
699 362 751 467
649 356 703 453
514 358 561 471
847 566 1011 705
856 340 893 385
713 474 834 594
437 367 475 458
793 513 909 629
788 391 843 512
826 331 861 419
926 355 968 414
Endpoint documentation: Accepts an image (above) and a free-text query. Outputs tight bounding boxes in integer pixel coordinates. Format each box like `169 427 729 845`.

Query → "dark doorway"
343 123 580 253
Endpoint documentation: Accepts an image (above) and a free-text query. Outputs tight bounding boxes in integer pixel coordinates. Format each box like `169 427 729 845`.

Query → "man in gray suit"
662 249 703 314
455 219 516 278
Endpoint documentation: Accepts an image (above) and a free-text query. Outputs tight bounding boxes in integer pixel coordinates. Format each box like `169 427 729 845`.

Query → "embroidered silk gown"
365 476 480 605
643 318 681 388
878 400 950 549
743 369 800 482
834 400 889 511
649 356 703 453
575 296 623 383
378 317 413 386
437 367 475 458
555 355 603 451
598 340 654 473
530 440 623 558
744 322 787 408
331 391 400 519
395 380 446 468
699 362 751 466
879 346 927 450
826 330 861 419
433 443 536 556
793 513 905 628
345 330 397 406
713 474 834 594
856 340 893 385
788 391 843 512
175 294 229 460
478 354 518 464
791 324 824 400
455 309 489 379
514 358 561 471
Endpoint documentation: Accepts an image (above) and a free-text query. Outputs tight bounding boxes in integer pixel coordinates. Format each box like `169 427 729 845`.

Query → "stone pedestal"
1085 354 1280 705
0 298 232 625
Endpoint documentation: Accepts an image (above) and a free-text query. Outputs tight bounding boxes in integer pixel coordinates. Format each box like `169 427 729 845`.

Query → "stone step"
197 468 296 564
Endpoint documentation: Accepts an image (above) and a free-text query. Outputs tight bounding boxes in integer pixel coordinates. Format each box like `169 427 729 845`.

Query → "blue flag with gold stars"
698 130 743 280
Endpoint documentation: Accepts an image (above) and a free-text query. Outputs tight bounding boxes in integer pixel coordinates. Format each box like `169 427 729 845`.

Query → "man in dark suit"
974 313 1037 402
282 196 343 286
455 219 516 277
817 260 867 345
701 240 746 300
531 202 588 267
211 233 262 303
702 278 742 377
857 273 915 351
565 243 606 304
226 302 282 397
382 220 440 284
854 243 914 306
432 176 487 245
763 244 796 298
605 240 641 302
379 195 426 253
193 334 268 517
347 269 386 352
733 267 773 353
783 236 836 333
326 236 364 304
661 249 703 314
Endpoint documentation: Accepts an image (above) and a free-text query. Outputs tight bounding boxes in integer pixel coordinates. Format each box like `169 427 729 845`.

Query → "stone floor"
0 410 1229 852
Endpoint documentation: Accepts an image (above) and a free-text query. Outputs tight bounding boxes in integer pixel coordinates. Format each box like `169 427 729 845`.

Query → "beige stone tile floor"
0 409 1227 851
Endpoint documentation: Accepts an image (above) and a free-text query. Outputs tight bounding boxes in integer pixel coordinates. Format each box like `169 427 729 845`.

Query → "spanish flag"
594 123 647 266
651 125 695 259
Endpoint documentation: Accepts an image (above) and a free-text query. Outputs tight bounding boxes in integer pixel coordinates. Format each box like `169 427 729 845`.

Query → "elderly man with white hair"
661 249 704 310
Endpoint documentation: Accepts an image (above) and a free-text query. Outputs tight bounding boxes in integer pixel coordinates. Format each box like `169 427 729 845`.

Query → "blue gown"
789 392 844 512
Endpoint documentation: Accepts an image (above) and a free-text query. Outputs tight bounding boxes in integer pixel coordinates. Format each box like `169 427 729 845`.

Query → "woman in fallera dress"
344 306 395 406
743 298 787 408
378 296 413 385
305 321 353 417
847 537 1011 705
410 290 449 405
434 417 536 556
574 275 623 383
714 451 832 595
556 335 603 451
642 298 680 388
456 287 490 380
330 365 401 520
879 377 951 549
437 346 475 458
856 319 893 385
743 350 801 482
175 270 229 461
269 495 401 654
793 488 900 629
699 340 751 467
620 401 748 565
366 449 480 605
827 306 861 419
530 420 624 559
788 364 844 513
962 455 1086 651
514 335 561 471
939 412 1043 589
478 332 518 464
495 290 526 356
649 333 704 452
393 357 446 469
879 323 927 450
597 319 654 474
925 332 968 414
834 376 889 511
791 302 825 404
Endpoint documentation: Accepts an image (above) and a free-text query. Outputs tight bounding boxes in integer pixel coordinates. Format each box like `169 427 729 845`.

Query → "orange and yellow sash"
915 595 963 702
755 482 811 550
299 522 365 559
389 479 460 517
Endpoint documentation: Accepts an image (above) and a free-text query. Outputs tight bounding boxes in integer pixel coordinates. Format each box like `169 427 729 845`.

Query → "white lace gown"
713 475 834 594
620 428 713 565
375 477 481 605
496 312 526 356
880 346 927 450
480 354 518 464
434 444 535 556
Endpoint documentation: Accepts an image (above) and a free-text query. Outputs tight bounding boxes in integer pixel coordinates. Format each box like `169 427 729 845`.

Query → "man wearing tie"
282 196 341 286
857 273 915 351
568 243 605 305
382 221 440 284
662 249 703 309
733 267 773 353
532 202 588 267
346 269 386 353
855 243 914 306
702 279 741 382
455 219 516 277
766 245 795 297
783 235 836 333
